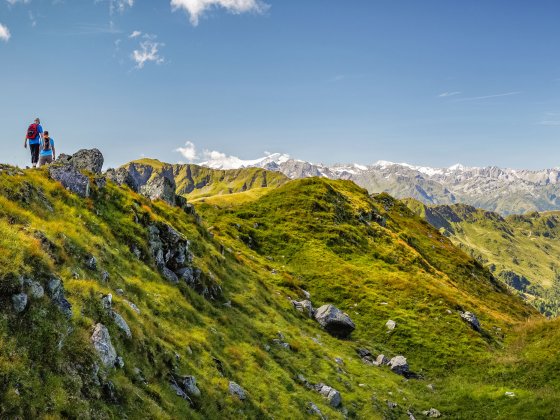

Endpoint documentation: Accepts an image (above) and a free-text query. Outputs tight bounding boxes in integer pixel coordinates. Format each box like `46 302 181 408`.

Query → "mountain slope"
1 161 559 419
405 200 560 316
110 159 289 201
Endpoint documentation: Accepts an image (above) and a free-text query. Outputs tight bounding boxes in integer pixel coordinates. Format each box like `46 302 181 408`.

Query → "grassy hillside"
405 199 560 317
0 165 558 419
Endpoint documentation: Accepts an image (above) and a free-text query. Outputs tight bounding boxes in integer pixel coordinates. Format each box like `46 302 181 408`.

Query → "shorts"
38 155 53 167
30 144 40 164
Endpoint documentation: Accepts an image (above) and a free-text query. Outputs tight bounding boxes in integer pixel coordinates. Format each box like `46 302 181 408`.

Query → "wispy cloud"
438 91 461 98
129 30 142 38
453 91 521 102
0 23 11 42
538 112 560 126
132 35 165 69
170 0 270 26
68 23 123 35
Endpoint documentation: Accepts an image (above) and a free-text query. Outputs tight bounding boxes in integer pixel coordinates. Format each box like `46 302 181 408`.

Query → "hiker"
38 131 56 167
24 118 44 168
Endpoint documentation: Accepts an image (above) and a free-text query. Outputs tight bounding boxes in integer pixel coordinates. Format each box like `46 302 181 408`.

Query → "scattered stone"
101 294 113 310
386 319 397 331
111 311 132 338
228 381 246 400
302 289 311 299
115 356 125 369
101 270 110 282
85 255 97 270
306 402 325 419
334 357 344 365
422 408 441 418
505 391 515 397
291 299 315 318
12 293 28 313
387 401 398 409
47 278 72 318
314 304 355 338
91 323 117 368
125 300 141 314
356 348 376 365
427 384 435 391
115 288 124 296
316 384 342 408
272 339 291 350
407 410 417 420
388 355 409 376
24 279 44 299
461 311 481 331
162 266 179 284
376 354 390 366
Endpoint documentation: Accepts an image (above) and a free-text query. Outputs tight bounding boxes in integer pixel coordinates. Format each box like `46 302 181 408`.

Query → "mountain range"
199 152 560 215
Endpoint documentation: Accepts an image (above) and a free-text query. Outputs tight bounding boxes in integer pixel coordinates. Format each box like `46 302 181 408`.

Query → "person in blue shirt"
24 117 44 168
38 131 56 167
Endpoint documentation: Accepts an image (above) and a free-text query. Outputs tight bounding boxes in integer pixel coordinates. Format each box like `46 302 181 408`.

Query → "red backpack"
27 123 38 140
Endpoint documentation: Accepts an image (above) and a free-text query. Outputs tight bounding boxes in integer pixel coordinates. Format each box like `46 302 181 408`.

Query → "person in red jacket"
24 118 44 168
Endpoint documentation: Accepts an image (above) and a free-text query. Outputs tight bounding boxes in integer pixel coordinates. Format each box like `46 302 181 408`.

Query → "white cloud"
111 0 134 14
175 141 198 160
438 91 461 98
453 91 521 102
129 30 142 38
6 0 31 4
170 0 269 26
0 23 11 42
132 38 165 68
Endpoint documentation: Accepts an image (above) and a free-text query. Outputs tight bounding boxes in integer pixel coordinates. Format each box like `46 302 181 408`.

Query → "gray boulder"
12 293 28 313
388 355 409 376
228 381 246 400
69 149 104 174
47 278 72 318
111 311 132 338
461 311 481 331
316 384 342 408
314 304 355 338
376 354 390 366
422 408 442 418
91 323 117 368
49 164 90 198
105 167 137 190
306 402 325 419
140 176 176 206
291 299 314 317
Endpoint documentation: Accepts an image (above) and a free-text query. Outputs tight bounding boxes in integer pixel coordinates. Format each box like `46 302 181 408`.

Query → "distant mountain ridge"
197 153 560 215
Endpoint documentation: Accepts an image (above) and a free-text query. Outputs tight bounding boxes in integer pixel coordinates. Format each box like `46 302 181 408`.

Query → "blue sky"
1 0 560 169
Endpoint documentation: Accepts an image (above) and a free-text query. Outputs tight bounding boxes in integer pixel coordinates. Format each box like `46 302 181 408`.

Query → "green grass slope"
0 167 557 419
405 199 560 316
122 159 288 200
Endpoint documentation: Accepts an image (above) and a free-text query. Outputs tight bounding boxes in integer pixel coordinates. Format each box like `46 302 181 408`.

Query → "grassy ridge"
0 167 557 419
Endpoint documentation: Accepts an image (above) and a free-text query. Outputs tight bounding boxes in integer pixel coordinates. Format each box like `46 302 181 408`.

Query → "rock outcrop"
291 299 315 318
316 384 342 408
91 323 117 368
228 381 246 400
460 311 481 331
140 176 176 206
49 164 90 198
12 293 28 313
47 278 72 318
314 304 355 338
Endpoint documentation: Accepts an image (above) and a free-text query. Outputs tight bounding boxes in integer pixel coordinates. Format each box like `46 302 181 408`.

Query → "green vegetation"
0 166 559 419
405 200 560 317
